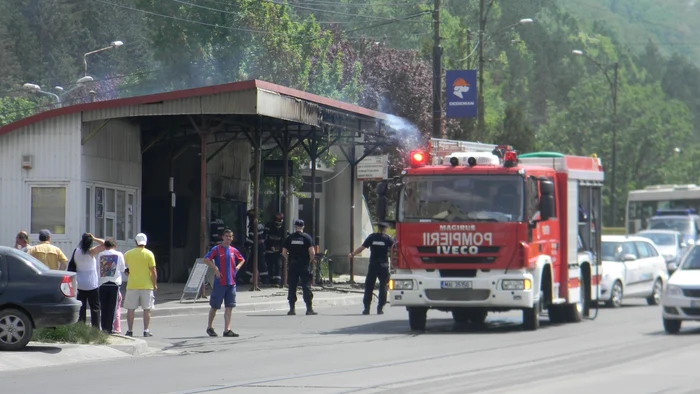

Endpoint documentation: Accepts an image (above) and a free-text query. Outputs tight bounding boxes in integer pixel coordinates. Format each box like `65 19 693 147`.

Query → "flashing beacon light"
503 150 518 168
409 150 428 167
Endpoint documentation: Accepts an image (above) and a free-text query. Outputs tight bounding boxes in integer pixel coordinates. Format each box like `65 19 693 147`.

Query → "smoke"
384 114 422 151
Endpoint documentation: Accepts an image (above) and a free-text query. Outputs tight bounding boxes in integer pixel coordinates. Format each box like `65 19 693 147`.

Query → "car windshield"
601 241 636 262
399 175 524 223
5 248 50 273
680 247 700 270
648 218 693 235
637 233 675 246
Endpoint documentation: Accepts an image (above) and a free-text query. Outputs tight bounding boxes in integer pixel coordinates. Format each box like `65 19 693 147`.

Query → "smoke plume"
385 114 422 151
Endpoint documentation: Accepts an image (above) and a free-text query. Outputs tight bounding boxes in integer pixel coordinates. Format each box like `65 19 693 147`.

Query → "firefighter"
282 219 317 316
264 213 285 287
244 209 269 285
349 222 395 315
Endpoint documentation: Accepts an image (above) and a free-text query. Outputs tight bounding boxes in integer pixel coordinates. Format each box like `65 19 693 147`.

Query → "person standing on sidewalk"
348 222 394 315
202 229 245 337
28 229 68 270
15 230 30 252
96 238 126 333
74 233 106 328
265 213 286 287
124 233 157 337
282 219 317 316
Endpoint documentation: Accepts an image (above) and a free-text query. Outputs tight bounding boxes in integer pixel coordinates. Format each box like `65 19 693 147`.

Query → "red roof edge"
0 79 390 137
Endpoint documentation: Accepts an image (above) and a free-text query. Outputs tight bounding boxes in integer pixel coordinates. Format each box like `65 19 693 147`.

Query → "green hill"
559 0 700 65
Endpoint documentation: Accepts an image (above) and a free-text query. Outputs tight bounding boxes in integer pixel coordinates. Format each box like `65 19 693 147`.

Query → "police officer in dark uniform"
349 222 395 315
282 219 317 316
264 213 285 287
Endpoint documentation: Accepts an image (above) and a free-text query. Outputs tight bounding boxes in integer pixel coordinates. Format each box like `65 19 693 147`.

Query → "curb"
121 293 365 318
108 334 151 356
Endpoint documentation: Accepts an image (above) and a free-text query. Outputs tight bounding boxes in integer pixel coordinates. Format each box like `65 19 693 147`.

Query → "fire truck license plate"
441 281 473 289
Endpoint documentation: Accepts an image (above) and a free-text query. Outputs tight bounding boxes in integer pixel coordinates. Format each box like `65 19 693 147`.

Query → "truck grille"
416 246 501 254
420 256 496 264
682 288 700 298
424 289 491 301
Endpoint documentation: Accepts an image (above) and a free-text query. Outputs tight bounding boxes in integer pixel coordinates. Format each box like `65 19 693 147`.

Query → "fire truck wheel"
408 307 428 331
522 306 539 331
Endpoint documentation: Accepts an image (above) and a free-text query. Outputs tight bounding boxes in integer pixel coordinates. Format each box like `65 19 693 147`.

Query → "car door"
635 241 658 294
621 241 644 296
0 253 7 297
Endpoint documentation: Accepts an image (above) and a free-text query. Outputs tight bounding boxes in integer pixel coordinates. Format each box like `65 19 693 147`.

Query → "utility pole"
466 29 472 69
477 0 486 132
432 0 442 139
610 62 619 226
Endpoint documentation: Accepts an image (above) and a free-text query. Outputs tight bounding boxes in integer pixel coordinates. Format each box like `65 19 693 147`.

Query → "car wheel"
606 280 623 308
647 279 663 306
0 309 34 351
663 318 682 334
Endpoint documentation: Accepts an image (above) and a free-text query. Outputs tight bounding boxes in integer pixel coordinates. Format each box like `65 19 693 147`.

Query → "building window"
30 186 67 234
91 184 137 242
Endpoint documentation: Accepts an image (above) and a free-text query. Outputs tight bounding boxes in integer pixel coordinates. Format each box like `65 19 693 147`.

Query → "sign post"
180 258 210 303
356 155 389 181
445 70 478 119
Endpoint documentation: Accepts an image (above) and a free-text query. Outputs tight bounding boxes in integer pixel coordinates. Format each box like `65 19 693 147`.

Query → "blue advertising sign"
445 70 478 118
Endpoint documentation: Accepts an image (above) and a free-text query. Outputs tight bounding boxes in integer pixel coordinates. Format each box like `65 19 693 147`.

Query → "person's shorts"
210 285 236 310
124 289 155 311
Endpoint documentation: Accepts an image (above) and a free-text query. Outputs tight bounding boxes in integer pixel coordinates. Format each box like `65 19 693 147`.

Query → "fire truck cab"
376 139 603 331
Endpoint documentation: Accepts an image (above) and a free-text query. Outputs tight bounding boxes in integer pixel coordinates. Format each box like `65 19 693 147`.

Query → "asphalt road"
3 299 700 394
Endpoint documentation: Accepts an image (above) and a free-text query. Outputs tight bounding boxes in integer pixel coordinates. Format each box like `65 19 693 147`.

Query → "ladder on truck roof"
518 151 604 183
429 138 497 165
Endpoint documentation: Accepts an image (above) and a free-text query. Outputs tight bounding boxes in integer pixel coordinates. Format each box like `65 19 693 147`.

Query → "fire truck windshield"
398 175 524 223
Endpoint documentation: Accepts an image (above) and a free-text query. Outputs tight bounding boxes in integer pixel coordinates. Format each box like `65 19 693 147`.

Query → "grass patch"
32 323 109 345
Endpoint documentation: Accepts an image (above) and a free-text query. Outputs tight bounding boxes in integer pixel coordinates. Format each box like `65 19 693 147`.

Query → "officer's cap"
377 221 390 228
294 219 304 227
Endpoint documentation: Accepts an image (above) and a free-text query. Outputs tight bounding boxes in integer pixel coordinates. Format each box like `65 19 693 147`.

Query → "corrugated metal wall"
82 91 258 122
82 119 141 187
207 137 251 201
0 113 82 255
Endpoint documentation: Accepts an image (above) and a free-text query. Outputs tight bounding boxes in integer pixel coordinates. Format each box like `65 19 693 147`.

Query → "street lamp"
572 49 620 226
22 83 61 104
83 40 123 77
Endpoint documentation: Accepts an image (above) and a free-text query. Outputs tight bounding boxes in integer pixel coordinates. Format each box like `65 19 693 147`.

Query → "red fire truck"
375 138 604 331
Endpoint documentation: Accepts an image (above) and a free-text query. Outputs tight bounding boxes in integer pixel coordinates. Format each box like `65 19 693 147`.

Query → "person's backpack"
67 249 77 272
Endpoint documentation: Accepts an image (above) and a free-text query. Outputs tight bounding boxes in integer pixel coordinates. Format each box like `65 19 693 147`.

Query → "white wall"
81 119 142 254
0 114 83 255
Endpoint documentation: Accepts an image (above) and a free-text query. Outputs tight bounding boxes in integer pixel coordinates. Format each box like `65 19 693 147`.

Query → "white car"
661 244 700 333
600 235 669 308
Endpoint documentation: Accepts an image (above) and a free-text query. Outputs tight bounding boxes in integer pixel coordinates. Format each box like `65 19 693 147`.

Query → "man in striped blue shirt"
203 229 245 337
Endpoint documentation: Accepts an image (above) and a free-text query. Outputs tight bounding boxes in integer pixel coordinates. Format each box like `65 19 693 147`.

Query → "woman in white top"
74 233 105 328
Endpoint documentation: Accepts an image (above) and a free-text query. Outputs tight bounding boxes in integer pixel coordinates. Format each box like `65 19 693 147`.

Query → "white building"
0 80 394 281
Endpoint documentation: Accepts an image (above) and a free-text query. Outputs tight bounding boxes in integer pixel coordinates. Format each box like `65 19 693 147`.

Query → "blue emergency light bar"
655 208 697 216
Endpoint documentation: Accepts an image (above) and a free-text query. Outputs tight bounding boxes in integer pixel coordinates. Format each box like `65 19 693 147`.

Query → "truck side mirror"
539 180 555 221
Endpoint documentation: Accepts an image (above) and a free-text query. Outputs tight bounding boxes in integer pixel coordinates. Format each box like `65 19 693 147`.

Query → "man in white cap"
123 233 158 337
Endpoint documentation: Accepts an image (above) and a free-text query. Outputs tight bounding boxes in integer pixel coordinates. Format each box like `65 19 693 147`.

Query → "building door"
298 198 320 241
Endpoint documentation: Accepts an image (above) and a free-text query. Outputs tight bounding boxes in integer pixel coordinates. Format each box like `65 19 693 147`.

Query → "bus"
626 184 700 234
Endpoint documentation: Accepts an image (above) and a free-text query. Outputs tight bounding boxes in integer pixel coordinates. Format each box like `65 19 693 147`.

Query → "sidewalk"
119 275 369 318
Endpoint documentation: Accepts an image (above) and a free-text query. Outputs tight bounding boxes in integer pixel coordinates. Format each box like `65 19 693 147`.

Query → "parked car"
599 235 669 308
0 246 81 351
661 244 700 334
635 229 687 275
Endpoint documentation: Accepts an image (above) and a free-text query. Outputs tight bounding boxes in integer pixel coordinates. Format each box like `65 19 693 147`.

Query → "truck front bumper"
389 272 535 309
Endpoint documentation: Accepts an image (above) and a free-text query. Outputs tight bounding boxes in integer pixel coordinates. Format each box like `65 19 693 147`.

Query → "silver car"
636 229 687 274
